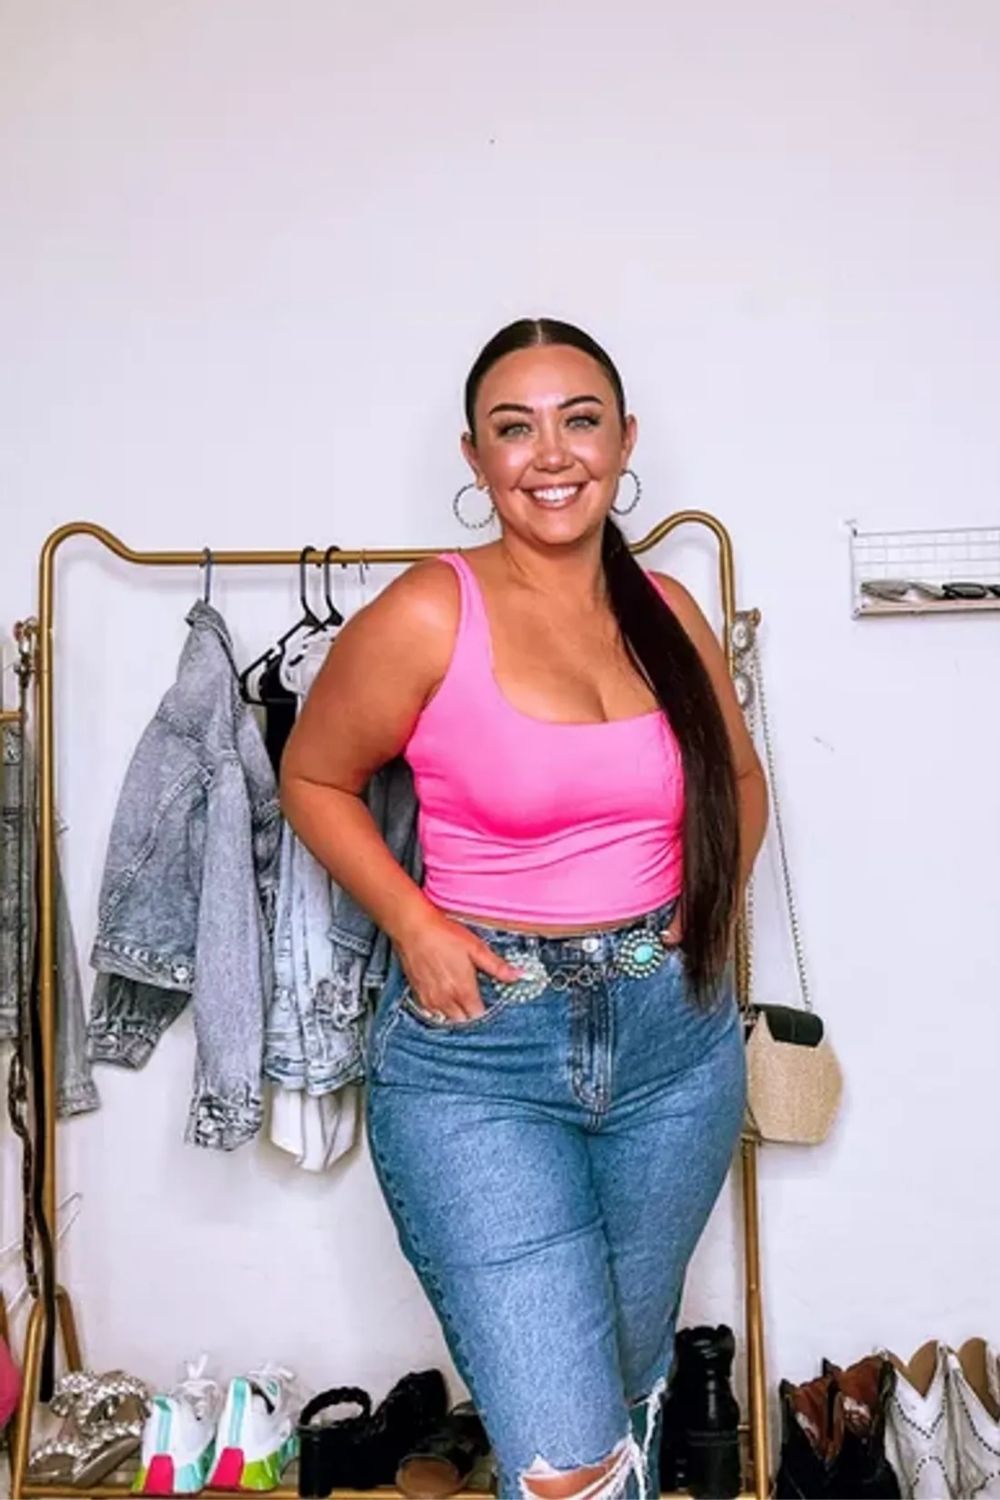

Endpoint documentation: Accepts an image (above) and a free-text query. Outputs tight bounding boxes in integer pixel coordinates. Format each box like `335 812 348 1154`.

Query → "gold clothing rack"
11 514 769 1500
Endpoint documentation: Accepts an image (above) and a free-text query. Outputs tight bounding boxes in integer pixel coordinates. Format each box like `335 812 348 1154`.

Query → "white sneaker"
205 1364 300 1492
132 1357 222 1496
947 1338 1000 1499
880 1341 960 1498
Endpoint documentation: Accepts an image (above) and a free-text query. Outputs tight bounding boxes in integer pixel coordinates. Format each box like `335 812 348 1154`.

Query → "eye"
497 421 532 439
566 412 601 430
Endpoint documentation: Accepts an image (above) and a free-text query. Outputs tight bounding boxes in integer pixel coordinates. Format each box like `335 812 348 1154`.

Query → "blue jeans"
365 902 746 1499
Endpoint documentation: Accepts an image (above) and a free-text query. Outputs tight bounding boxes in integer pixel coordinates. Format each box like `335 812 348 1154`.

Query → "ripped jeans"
365 900 746 1499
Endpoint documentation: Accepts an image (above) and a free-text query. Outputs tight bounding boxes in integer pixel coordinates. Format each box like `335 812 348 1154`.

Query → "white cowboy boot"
880 1341 960 1498
947 1338 1000 1499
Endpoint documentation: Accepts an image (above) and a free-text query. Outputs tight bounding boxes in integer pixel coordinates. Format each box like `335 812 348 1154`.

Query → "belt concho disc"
492 952 551 1005
614 929 669 979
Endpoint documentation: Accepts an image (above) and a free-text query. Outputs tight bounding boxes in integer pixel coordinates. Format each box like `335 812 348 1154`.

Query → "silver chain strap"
736 614 812 1013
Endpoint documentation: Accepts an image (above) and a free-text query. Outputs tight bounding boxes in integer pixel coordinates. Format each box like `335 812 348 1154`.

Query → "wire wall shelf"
849 523 1000 617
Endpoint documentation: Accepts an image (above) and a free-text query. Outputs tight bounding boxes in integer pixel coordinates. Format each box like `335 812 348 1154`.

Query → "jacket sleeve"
185 753 269 1150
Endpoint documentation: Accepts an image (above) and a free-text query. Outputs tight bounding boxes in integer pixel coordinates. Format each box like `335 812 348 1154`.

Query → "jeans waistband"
458 898 680 964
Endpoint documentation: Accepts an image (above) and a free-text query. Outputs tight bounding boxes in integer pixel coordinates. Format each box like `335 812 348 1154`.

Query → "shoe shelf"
16 1420 759 1499
17 1488 757 1499
848 522 1000 617
19 1488 491 1499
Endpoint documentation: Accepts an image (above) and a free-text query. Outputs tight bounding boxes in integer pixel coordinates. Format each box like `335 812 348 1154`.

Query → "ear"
620 413 638 469
460 432 487 487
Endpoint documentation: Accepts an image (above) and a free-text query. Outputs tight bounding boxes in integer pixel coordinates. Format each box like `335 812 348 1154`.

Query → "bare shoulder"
344 556 460 657
647 569 705 627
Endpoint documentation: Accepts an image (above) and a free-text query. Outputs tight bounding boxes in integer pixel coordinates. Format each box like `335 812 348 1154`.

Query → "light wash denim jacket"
265 634 422 1095
1 721 99 1117
86 602 281 1150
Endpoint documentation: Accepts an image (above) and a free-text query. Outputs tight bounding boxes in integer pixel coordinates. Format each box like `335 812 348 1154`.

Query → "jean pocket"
399 976 519 1033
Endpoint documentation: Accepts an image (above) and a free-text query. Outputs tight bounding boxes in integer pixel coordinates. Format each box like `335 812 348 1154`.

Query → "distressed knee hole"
519 1435 636 1500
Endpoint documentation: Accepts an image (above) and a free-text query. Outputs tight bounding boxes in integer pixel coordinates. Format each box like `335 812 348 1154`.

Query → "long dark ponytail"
464 318 740 1005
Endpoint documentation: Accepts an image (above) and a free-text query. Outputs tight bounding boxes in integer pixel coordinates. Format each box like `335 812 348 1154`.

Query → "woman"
281 318 768 1500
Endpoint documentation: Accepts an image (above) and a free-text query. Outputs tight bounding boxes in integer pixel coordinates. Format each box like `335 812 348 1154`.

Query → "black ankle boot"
659 1325 742 1499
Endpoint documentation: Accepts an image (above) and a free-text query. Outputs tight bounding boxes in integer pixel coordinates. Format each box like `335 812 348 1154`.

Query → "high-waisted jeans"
365 900 746 1500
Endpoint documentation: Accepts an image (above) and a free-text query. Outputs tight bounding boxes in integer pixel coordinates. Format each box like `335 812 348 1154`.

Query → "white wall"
2 0 999 1454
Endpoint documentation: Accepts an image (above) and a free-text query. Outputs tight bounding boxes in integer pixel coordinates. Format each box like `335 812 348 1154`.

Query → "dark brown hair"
464 317 739 1004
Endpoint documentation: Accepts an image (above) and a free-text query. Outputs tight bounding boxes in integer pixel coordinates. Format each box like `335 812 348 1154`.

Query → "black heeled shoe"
396 1400 491 1498
298 1372 449 1495
297 1386 372 1498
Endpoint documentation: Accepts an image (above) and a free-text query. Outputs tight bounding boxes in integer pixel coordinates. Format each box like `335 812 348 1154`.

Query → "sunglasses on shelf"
861 578 1000 603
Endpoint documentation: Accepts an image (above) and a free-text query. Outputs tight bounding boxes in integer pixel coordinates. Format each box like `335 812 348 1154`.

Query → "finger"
412 992 471 1024
412 967 486 1022
472 942 524 983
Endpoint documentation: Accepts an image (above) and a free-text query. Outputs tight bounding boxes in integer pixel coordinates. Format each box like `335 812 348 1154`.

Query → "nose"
533 415 572 471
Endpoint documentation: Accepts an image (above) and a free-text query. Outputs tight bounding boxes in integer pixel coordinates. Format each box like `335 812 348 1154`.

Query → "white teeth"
531 485 580 502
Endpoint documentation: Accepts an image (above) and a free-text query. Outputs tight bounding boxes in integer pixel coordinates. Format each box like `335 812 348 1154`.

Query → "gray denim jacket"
1 721 99 1117
87 602 281 1150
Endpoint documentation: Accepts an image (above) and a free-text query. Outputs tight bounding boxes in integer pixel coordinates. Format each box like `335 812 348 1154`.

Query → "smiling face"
462 344 637 547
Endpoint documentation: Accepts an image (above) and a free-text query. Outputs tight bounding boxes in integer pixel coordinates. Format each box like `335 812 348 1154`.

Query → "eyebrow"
486 394 606 417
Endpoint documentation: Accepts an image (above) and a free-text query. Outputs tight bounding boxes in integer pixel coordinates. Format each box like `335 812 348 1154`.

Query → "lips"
525 484 584 506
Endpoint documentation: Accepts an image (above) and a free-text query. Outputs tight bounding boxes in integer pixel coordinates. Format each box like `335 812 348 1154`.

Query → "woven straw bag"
734 612 842 1146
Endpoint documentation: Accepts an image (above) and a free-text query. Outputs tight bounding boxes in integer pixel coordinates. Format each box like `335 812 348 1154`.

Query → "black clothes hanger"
242 546 343 774
238 546 326 707
322 544 345 628
281 544 346 676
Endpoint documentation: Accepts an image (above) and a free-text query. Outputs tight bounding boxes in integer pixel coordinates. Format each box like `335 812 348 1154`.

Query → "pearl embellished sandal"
28 1367 150 1488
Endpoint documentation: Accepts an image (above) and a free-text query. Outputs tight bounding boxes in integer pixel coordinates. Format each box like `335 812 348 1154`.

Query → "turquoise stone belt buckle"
613 928 668 979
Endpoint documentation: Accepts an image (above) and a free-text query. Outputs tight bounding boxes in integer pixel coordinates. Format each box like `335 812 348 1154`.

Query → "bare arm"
651 572 769 916
280 559 521 1020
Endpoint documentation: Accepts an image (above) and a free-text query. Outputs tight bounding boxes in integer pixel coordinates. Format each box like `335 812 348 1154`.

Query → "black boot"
396 1399 491 1497
659 1325 742 1499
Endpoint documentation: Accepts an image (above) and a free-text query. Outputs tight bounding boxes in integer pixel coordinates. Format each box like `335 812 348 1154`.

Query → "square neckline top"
402 551 685 926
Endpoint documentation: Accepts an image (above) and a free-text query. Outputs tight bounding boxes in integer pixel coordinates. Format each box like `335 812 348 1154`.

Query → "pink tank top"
403 553 685 926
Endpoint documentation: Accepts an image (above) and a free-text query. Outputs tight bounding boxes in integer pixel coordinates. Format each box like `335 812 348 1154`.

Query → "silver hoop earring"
453 482 496 530
611 468 641 517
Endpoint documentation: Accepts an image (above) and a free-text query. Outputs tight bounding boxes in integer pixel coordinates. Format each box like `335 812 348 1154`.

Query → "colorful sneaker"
206 1364 300 1492
132 1357 221 1496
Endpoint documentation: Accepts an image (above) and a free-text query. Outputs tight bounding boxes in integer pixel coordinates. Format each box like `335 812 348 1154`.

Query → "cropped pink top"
403 552 685 926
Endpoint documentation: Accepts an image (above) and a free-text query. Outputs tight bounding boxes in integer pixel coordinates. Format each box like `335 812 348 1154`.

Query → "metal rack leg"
10 1299 44 1500
56 1286 82 1371
741 1135 770 1499
9 1287 84 1500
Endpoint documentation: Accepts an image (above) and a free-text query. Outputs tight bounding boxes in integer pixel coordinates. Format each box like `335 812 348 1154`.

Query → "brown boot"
774 1370 845 1498
822 1355 900 1497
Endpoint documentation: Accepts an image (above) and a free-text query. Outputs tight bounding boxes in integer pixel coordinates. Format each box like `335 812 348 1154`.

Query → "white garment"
268 1085 359 1172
